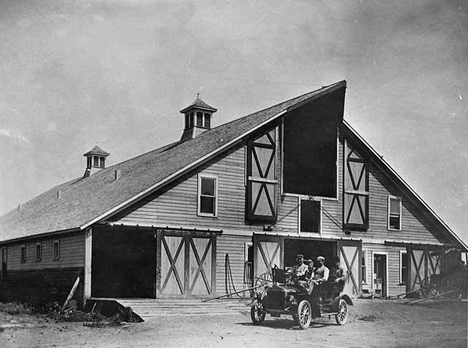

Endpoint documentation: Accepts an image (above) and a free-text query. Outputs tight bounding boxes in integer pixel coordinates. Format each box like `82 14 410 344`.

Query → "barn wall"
362 243 407 297
215 234 252 297
0 232 85 308
111 135 300 235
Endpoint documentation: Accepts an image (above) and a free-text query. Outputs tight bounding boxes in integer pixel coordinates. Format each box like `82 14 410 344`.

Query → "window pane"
300 200 320 232
390 198 400 214
204 114 210 128
390 215 400 229
201 178 215 196
93 156 99 167
200 196 215 214
196 112 203 127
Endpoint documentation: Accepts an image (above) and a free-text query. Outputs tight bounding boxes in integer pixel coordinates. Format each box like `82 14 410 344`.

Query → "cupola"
179 94 217 142
83 145 110 178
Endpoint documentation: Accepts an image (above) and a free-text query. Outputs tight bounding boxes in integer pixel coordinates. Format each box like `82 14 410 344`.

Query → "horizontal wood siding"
112 143 299 235
215 234 252 296
362 243 407 297
6 232 85 271
0 267 84 308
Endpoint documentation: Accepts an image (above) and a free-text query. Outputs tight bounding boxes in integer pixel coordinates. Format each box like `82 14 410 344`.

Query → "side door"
337 240 362 297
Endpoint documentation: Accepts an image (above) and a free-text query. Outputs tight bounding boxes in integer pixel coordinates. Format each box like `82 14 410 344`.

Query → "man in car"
313 256 329 284
292 254 308 279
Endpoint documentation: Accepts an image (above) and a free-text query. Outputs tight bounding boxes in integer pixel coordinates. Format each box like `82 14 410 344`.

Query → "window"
99 157 105 168
362 250 367 284
204 113 211 128
196 112 203 127
344 140 369 230
246 130 277 222
1 247 7 279
300 200 321 233
400 250 408 285
35 243 42 262
189 112 194 127
93 156 99 167
53 240 60 260
198 175 217 216
20 245 26 263
388 196 402 230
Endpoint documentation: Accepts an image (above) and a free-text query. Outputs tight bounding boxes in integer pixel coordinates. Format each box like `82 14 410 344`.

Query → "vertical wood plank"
84 228 92 299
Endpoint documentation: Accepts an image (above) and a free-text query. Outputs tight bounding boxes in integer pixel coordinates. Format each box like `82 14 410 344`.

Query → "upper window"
388 196 402 230
300 200 321 233
35 243 42 262
246 129 277 222
53 240 60 260
20 245 26 263
198 175 217 217
196 112 203 127
343 140 369 230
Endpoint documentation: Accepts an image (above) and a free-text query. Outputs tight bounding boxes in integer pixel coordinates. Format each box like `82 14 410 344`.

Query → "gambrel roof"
0 81 346 242
0 79 466 251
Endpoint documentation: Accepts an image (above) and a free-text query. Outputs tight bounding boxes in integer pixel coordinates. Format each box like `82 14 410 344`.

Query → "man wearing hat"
292 254 308 279
313 256 330 284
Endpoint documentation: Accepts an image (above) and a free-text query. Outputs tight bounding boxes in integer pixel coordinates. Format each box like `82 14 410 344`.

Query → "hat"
305 259 314 265
296 254 304 259
317 256 325 262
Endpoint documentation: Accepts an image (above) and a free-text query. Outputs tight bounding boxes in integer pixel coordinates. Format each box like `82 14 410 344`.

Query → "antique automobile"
250 267 353 329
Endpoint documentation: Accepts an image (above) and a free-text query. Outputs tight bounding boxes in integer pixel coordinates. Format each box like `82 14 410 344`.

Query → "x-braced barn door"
157 231 217 298
407 248 441 293
253 235 283 279
337 240 361 297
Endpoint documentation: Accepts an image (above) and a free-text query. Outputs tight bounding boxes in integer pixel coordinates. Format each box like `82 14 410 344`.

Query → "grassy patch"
0 302 33 315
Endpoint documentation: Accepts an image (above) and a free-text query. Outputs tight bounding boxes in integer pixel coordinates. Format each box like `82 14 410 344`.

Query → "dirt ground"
0 298 467 348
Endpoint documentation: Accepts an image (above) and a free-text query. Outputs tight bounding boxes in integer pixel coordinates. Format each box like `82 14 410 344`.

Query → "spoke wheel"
250 300 266 325
335 299 349 325
254 273 273 297
296 300 312 329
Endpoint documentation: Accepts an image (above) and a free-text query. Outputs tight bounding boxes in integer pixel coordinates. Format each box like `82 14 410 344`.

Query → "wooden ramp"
91 298 252 322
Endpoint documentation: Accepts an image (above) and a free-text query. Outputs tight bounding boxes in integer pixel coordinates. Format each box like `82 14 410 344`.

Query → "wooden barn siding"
1 267 84 308
362 243 406 297
6 232 85 271
215 234 252 296
319 136 442 245
112 141 300 234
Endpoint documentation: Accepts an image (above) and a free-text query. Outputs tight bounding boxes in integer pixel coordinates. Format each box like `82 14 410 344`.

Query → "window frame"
399 250 408 285
53 240 60 260
20 245 26 263
35 242 42 262
361 250 367 284
299 199 322 234
388 196 402 231
197 174 218 217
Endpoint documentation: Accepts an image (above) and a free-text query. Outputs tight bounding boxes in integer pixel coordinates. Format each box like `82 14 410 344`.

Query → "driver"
292 254 308 279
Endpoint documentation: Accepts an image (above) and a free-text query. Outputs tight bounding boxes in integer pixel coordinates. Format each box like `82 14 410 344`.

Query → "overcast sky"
0 0 467 244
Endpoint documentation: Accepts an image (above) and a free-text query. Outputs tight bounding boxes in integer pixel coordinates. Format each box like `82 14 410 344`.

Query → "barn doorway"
373 253 387 298
92 226 156 298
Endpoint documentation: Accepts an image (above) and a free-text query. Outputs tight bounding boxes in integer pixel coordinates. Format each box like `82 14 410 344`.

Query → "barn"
1 80 466 309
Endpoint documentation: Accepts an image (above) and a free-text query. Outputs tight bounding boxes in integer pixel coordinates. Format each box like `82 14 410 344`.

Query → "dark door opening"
92 227 156 298
284 239 336 269
373 254 387 298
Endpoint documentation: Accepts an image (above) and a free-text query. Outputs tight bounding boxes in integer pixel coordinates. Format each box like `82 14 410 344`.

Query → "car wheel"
251 300 266 325
297 300 312 329
335 299 348 325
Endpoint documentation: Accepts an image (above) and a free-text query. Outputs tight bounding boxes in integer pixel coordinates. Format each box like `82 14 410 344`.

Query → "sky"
0 0 467 244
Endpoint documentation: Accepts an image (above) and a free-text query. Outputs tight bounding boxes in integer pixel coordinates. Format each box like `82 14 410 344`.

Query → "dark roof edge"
81 81 346 229
343 120 468 252
0 227 82 245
